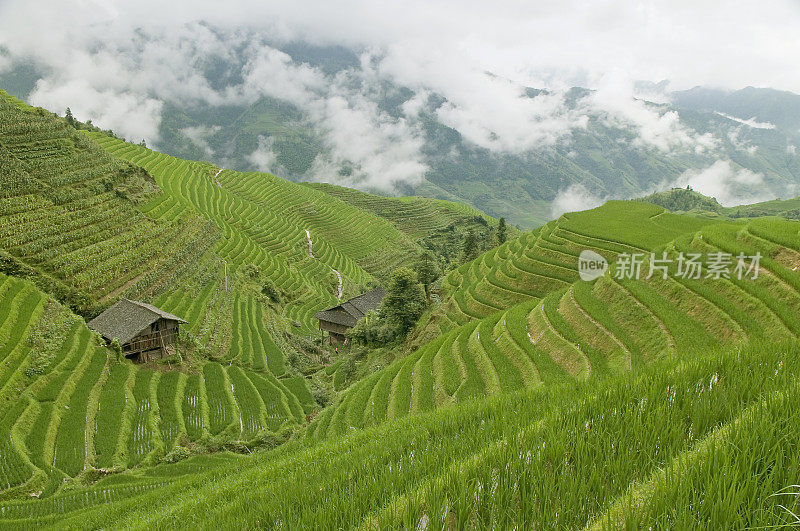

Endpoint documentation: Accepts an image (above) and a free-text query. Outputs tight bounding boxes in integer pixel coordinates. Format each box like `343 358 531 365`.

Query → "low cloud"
715 112 776 129
590 71 717 154
727 127 759 155
671 160 772 206
182 125 220 158
247 135 283 174
3 1 799 196
29 78 163 145
550 183 606 218
306 79 429 191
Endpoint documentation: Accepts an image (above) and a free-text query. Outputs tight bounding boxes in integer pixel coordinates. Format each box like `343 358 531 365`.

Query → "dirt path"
214 169 222 187
305 229 342 300
304 230 314 258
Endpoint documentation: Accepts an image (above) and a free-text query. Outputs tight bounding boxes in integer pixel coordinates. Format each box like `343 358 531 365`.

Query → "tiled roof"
87 299 187 344
314 288 385 326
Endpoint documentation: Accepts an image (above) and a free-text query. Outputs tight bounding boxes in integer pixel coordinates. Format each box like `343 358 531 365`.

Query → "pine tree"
462 230 479 262
65 107 75 127
415 251 441 299
381 268 427 335
497 217 507 245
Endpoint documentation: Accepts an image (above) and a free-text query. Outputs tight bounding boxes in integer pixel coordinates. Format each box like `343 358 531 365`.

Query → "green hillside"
0 87 509 497
2 85 800 528
1 341 798 528
311 204 800 437
636 187 723 213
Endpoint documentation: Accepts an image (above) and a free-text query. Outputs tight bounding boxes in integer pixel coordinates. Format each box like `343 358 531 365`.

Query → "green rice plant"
226 366 265 440
127 370 156 466
244 372 297 430
93 363 129 469
434 330 465 400
203 364 236 436
156 371 183 451
279 376 314 415
525 293 589 379
17 341 798 529
181 375 205 441
52 346 106 476
478 313 525 393
452 321 486 402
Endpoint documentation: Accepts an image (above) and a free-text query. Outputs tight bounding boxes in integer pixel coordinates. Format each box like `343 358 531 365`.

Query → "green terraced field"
3 341 798 528
316 212 800 438
0 274 306 495
3 86 800 527
0 91 217 314
305 182 494 239
412 200 718 346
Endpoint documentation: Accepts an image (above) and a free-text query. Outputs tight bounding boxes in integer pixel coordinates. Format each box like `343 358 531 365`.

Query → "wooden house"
88 299 187 363
314 288 385 344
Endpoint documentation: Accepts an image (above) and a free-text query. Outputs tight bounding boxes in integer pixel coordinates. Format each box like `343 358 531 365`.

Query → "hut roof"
314 288 385 327
87 299 187 344
314 308 359 328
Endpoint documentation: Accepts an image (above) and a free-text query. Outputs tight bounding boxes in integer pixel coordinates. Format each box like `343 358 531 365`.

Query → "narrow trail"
304 230 314 258
305 229 343 300
213 169 222 188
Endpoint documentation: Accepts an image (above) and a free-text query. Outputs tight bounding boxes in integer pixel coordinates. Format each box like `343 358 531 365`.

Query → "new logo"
578 250 608 281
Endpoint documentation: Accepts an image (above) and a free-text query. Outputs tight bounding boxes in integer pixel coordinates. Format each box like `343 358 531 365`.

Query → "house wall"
319 321 350 335
123 318 180 362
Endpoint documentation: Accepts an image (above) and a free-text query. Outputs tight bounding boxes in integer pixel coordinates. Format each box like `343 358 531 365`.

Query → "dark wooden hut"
88 299 187 363
314 288 385 344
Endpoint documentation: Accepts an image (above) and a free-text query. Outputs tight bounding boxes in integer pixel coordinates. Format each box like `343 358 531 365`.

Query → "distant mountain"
672 86 800 131
4 45 799 227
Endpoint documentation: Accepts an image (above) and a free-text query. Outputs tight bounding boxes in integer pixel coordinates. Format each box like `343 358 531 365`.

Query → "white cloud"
247 135 281 174
726 127 759 155
305 77 429 191
715 112 776 130
29 77 163 145
671 160 772 206
788 144 797 155
589 70 717 153
182 125 221 158
3 0 800 192
550 183 606 218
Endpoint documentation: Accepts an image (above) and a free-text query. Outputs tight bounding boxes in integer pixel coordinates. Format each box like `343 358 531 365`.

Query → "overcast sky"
1 0 798 201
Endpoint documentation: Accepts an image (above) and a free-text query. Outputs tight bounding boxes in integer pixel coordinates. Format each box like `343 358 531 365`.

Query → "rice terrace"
1 1 800 528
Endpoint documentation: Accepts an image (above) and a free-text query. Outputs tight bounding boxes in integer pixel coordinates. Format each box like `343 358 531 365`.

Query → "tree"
461 230 479 262
415 251 441 298
497 217 507 245
110 338 122 362
65 107 75 127
381 268 427 335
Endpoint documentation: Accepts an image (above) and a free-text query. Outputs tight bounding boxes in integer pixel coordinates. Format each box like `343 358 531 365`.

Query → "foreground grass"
3 341 798 528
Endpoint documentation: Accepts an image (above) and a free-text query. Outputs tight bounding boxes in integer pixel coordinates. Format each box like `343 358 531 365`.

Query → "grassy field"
2 87 800 526
323 207 800 438
1 341 798 528
0 88 515 498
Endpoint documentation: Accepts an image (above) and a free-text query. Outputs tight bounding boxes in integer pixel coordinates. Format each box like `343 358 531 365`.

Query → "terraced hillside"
2 341 798 528
0 90 216 317
311 208 800 438
305 182 494 239
89 134 427 284
0 274 308 498
2 89 468 495
0 88 316 421
412 201 721 346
